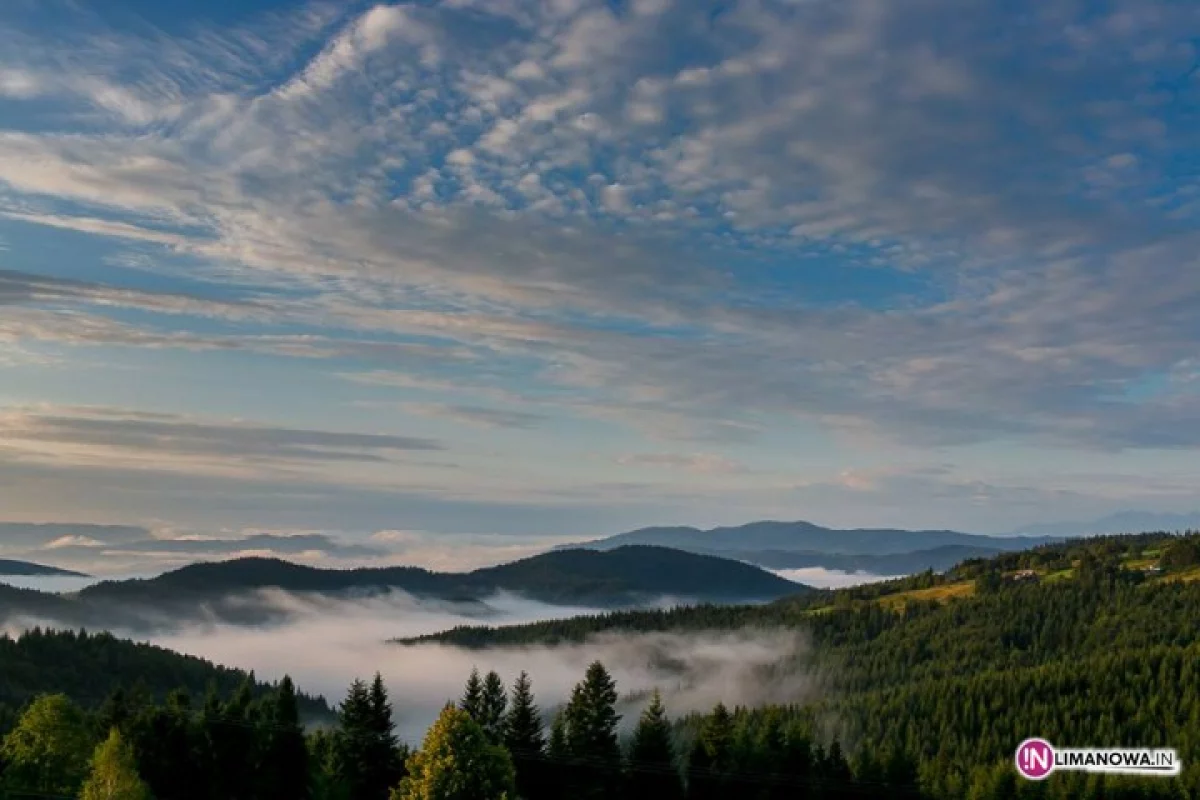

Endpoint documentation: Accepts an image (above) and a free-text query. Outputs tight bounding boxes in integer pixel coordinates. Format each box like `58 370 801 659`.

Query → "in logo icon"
1016 738 1055 780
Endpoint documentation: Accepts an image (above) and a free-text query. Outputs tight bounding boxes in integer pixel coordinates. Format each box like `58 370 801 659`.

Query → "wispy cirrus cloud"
0 405 444 480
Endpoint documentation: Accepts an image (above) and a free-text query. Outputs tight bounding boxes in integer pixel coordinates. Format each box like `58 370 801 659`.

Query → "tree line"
1 658 1191 799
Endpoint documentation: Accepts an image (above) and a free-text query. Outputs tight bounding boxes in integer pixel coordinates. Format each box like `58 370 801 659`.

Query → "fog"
0 575 103 593
121 589 815 744
771 567 902 589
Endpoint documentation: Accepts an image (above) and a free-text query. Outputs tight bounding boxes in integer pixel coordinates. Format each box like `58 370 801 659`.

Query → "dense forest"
0 629 332 733
2 532 1198 798
398 532 1200 798
0 657 1190 799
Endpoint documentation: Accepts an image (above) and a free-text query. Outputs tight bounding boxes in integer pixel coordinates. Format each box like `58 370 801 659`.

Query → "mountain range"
0 546 804 632
562 520 1059 574
1009 510 1200 537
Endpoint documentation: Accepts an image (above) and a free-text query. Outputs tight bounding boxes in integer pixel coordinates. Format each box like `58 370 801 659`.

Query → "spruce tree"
460 668 484 723
545 710 570 800
504 672 546 800
563 661 622 799
368 673 405 793
627 691 683 800
479 671 508 744
258 676 310 800
686 703 733 800
334 679 377 799
503 672 545 754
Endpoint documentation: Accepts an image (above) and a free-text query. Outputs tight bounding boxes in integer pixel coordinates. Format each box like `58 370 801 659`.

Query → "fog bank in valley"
135 590 814 743
771 567 902 589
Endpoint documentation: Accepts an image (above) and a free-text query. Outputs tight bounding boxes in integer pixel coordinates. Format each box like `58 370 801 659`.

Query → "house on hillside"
1008 569 1039 583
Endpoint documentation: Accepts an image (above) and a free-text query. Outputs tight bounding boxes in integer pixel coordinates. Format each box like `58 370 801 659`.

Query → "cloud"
616 452 746 475
0 267 262 318
402 403 546 430
769 568 903 590
0 0 1196 533
0 406 444 480
0 522 149 551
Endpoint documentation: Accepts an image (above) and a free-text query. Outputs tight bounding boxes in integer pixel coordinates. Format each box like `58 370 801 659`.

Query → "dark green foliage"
560 661 623 799
504 672 548 800
627 691 683 800
685 703 732 800
503 672 545 755
459 668 483 722
0 627 332 727
1161 536 1200 571
259 676 310 800
329 676 406 800
479 671 507 744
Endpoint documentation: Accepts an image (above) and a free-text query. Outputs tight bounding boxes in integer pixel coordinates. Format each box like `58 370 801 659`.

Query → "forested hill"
80 545 800 604
399 531 1200 795
0 558 86 577
0 628 332 729
0 545 803 632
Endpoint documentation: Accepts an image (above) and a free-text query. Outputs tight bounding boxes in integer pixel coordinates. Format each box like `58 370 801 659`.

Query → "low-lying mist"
20 588 815 744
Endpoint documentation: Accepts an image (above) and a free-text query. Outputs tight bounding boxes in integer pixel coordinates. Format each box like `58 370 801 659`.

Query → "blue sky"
1 0 1198 571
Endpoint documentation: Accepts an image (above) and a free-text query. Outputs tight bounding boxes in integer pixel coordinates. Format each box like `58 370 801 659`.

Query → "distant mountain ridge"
0 559 87 578
563 521 1058 568
81 545 801 605
727 544 1009 575
1010 511 1200 537
1 546 805 633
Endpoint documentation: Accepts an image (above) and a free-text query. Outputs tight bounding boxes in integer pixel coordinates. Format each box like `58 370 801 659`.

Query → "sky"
1 0 1199 572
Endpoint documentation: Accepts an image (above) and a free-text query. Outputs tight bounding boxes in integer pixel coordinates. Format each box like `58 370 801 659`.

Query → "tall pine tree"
334 678 378 800
626 691 683 800
258 675 310 800
503 672 547 800
562 661 622 799
479 671 508 744
686 703 733 800
460 668 484 723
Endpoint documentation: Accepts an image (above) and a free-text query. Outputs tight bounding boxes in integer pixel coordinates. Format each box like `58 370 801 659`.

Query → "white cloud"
0 68 42 99
0 0 1196 532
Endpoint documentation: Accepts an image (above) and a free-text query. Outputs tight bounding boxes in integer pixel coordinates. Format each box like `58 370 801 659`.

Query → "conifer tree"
460 668 484 723
503 672 545 755
504 672 546 800
258 675 310 800
334 678 378 799
686 703 733 800
627 691 683 800
479 671 508 743
562 661 622 799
